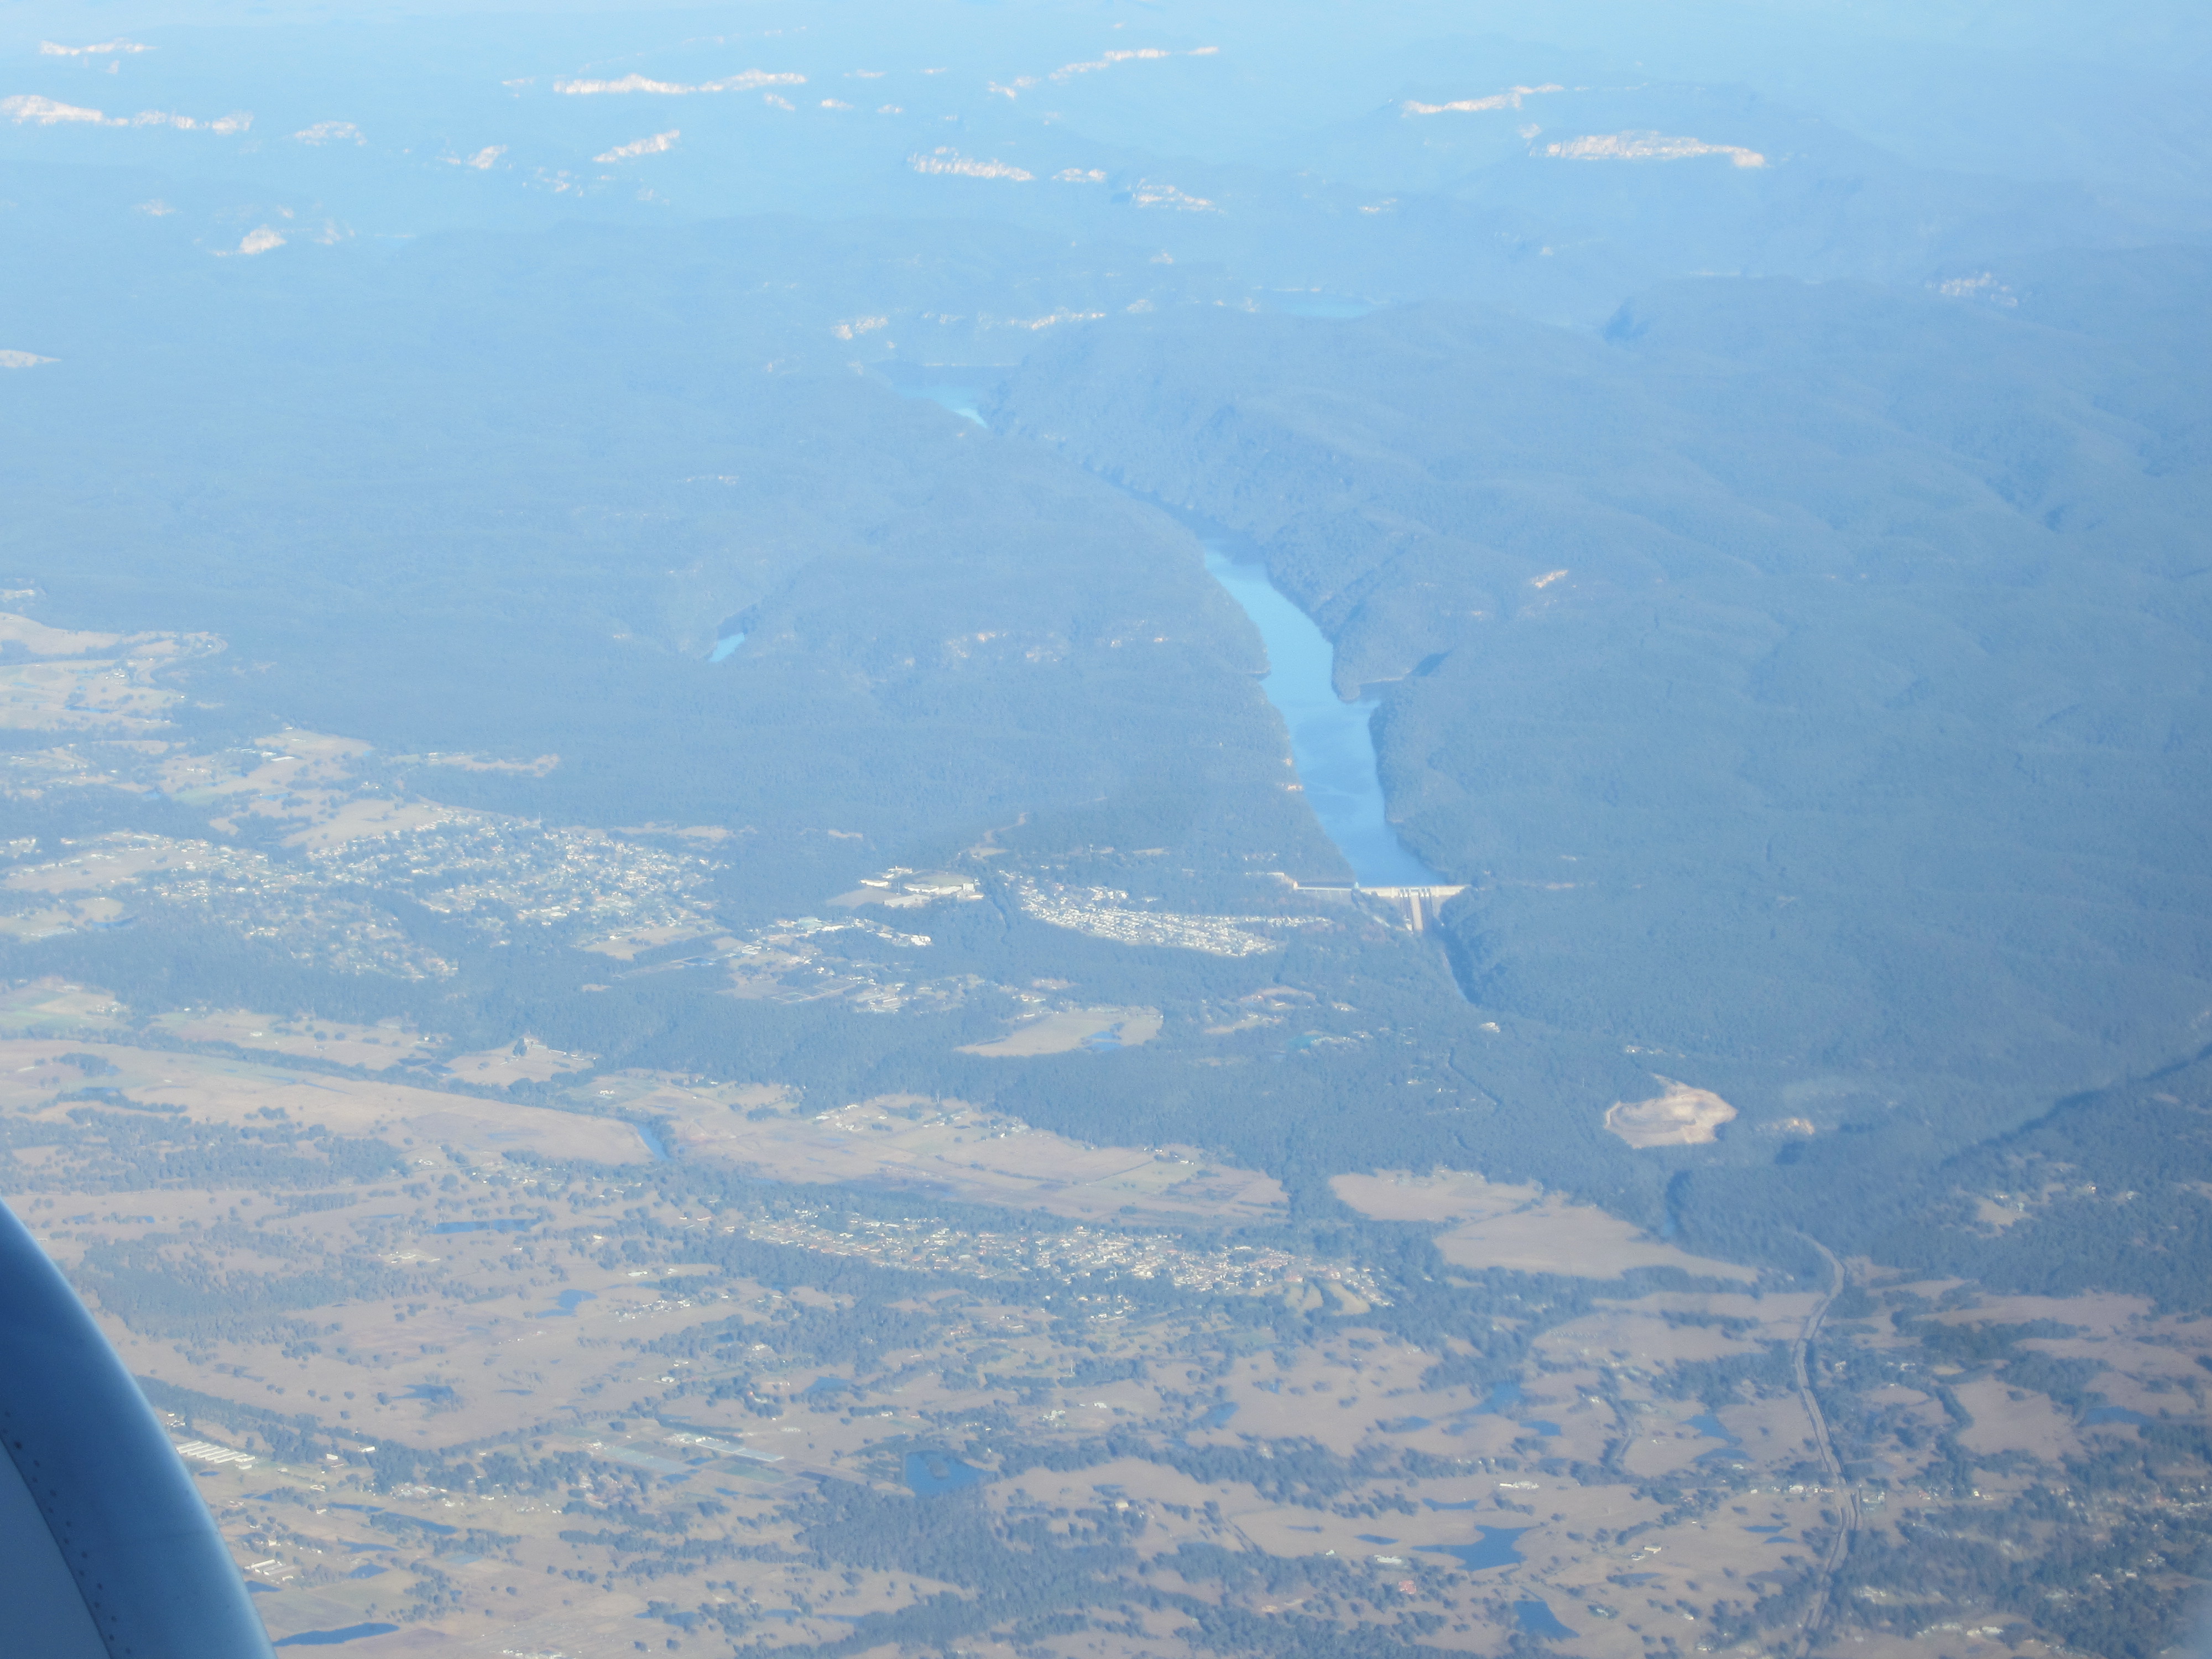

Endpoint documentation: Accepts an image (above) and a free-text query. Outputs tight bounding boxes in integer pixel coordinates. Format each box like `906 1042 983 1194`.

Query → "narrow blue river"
1202 547 1441 886
882 371 1437 886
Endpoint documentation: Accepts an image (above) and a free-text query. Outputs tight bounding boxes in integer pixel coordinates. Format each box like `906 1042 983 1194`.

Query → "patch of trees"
133 1373 336 1465
16 1103 403 1197
644 1298 941 1378
73 1232 410 1343
1652 1342 1795 1409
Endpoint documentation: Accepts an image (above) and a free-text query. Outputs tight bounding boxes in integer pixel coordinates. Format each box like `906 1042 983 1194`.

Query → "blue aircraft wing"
0 1199 275 1658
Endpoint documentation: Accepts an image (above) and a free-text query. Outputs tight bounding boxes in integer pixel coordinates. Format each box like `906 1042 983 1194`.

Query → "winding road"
1791 1235 1860 1658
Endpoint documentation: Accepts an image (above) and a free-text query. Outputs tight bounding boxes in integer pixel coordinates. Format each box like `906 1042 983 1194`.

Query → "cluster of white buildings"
325 817 719 945
726 1209 1386 1304
1005 877 1326 958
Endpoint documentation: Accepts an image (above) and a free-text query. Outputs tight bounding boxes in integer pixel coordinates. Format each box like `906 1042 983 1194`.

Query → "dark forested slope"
992 255 2212 1141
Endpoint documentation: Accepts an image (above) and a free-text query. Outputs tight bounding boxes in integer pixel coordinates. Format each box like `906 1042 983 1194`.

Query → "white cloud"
0 350 57 368
594 128 679 161
235 227 285 255
1403 84 1562 115
444 144 506 169
1935 272 2018 307
555 74 683 95
134 199 174 215
553 70 802 96
991 309 1105 331
1055 168 1107 183
909 147 1032 182
1052 45 1216 81
135 109 251 134
2 95 107 125
1131 179 1219 212
1 95 248 133
820 98 851 110
1058 46 1167 76
831 315 889 340
1544 131 1766 167
763 93 795 111
293 120 363 145
39 40 149 56
877 105 904 114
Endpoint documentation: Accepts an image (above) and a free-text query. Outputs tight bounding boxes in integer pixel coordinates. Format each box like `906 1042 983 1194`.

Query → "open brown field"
0 1003 2197 1659
0 610 217 733
1332 1167 1550 1223
440 1039 597 1086
5 836 200 893
149 1009 442 1071
393 750 562 775
1332 1168 1756 1281
281 796 465 852
0 895 126 936
0 738 163 803
1949 1379 2080 1459
597 1074 1286 1223
0 1036 652 1165
577 920 724 959
0 975 128 1030
1431 1206 1756 1283
155 728 473 848
0 612 139 656
958 1004 1162 1056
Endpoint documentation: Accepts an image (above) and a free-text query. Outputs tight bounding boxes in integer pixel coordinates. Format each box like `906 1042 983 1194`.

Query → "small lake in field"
273 1625 401 1648
2083 1404 2153 1426
1446 1379 1557 1436
1418 1526 1528 1571
1515 1599 1576 1639
904 1451 985 1495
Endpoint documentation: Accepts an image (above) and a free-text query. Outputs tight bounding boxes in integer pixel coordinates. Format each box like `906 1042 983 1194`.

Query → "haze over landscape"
2 1 2210 1657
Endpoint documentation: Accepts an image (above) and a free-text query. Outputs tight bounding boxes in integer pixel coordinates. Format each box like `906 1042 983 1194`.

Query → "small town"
1006 875 1329 957
729 1207 1390 1305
